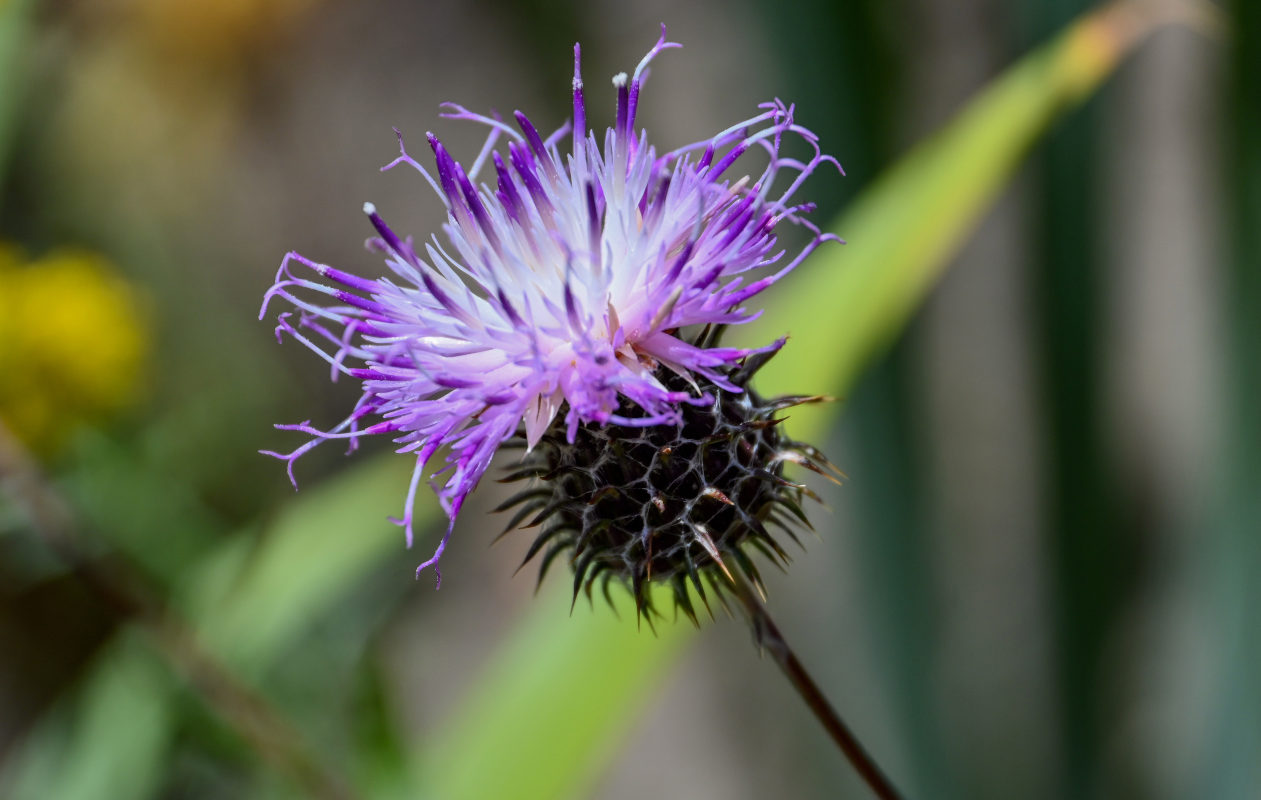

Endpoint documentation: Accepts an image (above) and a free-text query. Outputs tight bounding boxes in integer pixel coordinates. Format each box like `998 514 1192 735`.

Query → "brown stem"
0 422 358 800
725 571 907 800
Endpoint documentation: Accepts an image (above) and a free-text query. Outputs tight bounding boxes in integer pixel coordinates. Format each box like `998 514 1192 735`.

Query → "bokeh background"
1 1 1256 799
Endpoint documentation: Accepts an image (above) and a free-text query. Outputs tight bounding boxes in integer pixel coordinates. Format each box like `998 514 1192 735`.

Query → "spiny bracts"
498 335 841 622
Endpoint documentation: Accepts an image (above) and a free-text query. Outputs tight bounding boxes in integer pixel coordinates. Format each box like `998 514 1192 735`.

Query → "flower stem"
725 571 907 800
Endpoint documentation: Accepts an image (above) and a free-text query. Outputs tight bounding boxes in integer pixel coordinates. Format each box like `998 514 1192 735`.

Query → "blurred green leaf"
189 456 416 678
1205 1 1261 797
418 585 690 800
350 657 415 800
0 0 34 196
427 7 1151 800
1 634 174 800
1022 0 1117 793
58 433 226 581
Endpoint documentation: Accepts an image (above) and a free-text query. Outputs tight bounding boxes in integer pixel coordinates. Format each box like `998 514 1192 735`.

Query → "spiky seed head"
500 338 839 622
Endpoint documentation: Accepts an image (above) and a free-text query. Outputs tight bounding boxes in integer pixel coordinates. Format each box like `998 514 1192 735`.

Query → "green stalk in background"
1019 1 1118 794
1203 1 1261 797
0 0 35 207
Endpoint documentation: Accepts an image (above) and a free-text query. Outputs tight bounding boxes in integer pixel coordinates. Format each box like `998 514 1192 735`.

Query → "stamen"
363 203 421 269
572 43 586 153
586 182 603 277
513 111 559 183
613 72 629 136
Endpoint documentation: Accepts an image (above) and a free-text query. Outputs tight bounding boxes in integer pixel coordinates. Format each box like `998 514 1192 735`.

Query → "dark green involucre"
498 336 840 623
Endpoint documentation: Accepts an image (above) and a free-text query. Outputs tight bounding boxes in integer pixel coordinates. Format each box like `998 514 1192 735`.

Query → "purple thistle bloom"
261 26 842 586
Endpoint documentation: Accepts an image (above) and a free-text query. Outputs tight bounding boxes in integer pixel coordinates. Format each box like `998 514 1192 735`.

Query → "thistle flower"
261 26 842 594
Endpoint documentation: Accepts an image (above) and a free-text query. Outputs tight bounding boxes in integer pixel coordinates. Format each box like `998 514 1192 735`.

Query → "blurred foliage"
416 584 691 800
749 1 1134 402
0 0 33 193
1205 0 1261 795
119 0 320 60
1020 2 1124 794
0 2 1242 800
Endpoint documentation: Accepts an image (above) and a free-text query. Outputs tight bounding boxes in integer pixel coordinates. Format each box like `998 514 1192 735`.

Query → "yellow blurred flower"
0 245 148 454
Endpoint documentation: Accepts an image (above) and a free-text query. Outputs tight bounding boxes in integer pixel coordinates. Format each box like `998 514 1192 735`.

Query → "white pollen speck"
572 76 583 91
363 202 376 215
611 72 628 88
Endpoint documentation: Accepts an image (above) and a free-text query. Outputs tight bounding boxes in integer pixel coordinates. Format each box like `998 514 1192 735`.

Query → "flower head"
261 27 841 586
